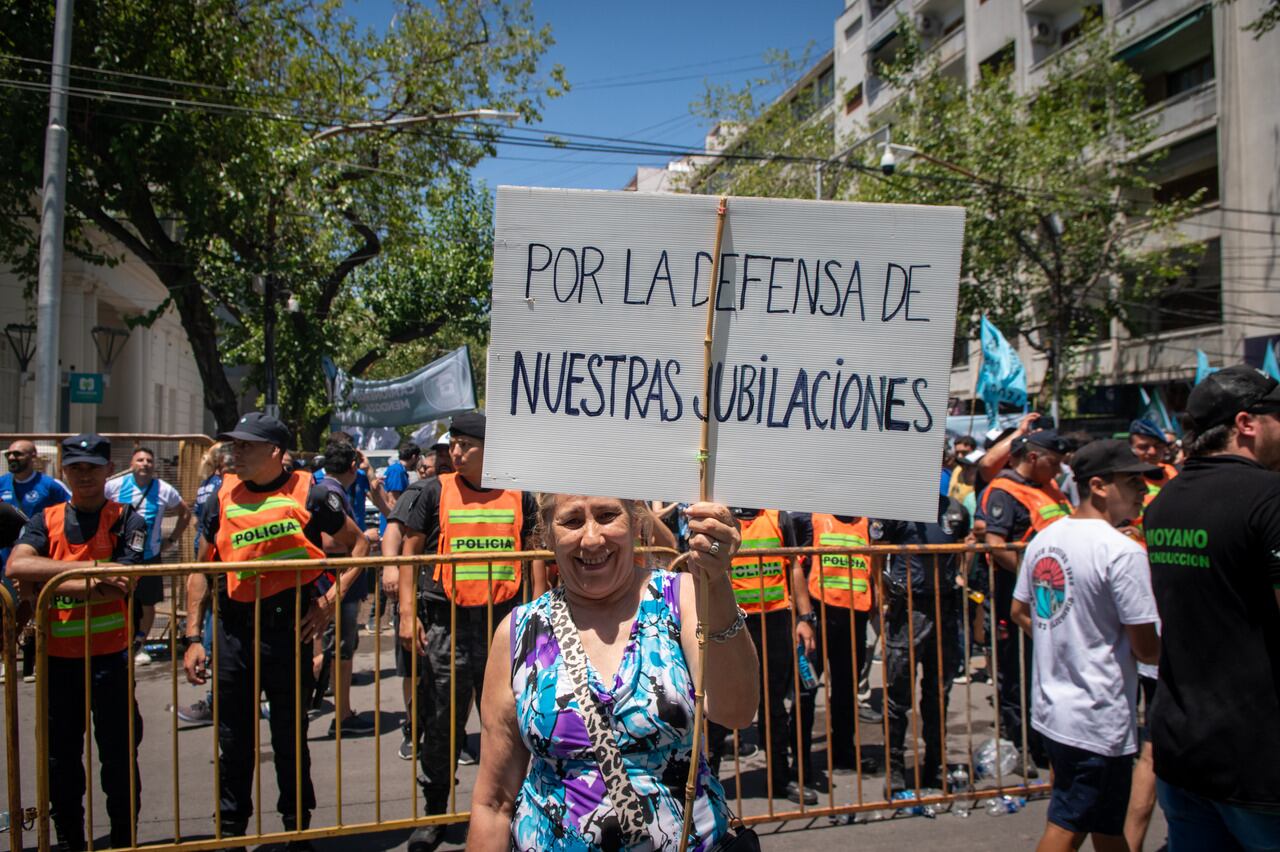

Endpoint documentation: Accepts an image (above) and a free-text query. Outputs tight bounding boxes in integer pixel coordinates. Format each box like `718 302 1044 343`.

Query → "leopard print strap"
548 588 650 844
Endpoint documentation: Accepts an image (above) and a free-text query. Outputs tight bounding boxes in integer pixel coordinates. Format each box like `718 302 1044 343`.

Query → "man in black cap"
180 412 364 849
1010 440 1160 852
1142 366 1280 847
8 435 148 850
976 427 1075 771
393 411 539 852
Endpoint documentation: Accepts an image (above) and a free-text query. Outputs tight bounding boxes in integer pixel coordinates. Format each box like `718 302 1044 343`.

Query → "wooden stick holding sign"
679 196 728 852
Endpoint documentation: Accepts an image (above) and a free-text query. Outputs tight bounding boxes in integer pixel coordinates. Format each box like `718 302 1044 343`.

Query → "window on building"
844 16 863 40
1120 7 1214 106
952 335 971 367
1059 4 1103 48
979 41 1015 78
1151 130 1220 207
1123 238 1222 337
844 83 864 114
817 66 835 105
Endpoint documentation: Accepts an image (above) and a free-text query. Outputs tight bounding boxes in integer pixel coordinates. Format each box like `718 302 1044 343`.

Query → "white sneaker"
134 649 153 666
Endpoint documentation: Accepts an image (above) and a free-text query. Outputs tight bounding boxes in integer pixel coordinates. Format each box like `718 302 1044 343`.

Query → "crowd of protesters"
1 362 1278 850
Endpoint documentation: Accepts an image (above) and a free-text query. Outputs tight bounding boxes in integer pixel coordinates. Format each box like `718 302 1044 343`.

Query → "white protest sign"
483 187 965 523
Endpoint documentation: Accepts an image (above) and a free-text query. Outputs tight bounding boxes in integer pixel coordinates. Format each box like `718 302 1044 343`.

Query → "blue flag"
1140 387 1180 438
1194 350 1217 386
975 316 1028 429
1265 340 1280 382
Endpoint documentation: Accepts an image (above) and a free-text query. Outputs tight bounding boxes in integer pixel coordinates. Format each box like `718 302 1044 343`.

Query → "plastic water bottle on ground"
974 737 1019 779
892 788 943 818
984 795 1026 816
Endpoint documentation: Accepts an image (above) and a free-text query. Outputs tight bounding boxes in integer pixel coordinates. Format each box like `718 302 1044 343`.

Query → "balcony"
1023 0 1078 15
1115 0 1206 46
929 23 966 72
1140 79 1217 146
866 0 907 49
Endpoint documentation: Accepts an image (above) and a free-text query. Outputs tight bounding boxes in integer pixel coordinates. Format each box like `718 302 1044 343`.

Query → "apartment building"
834 0 1279 424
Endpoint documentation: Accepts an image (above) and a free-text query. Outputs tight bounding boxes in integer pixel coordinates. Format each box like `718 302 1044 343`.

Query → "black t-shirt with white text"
1144 454 1280 810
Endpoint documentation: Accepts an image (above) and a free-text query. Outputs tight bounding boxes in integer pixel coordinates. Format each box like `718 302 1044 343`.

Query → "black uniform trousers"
884 593 961 780
415 598 513 811
796 604 872 775
708 608 797 791
215 588 316 832
47 652 141 847
993 567 1045 764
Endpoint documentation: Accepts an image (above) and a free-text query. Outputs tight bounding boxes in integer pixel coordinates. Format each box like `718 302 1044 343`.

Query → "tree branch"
348 317 445 377
314 210 380 321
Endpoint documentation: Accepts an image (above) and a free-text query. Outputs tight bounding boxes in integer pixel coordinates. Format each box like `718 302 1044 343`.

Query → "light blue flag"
1194 350 1218 386
1140 387 1180 437
1264 340 1280 382
975 316 1028 429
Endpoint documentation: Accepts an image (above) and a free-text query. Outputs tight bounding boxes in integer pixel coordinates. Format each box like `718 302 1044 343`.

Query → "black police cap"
216 412 292 449
1012 429 1072 456
61 434 111 466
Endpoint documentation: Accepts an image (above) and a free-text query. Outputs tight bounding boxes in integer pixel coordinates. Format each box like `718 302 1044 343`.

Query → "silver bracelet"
700 605 747 643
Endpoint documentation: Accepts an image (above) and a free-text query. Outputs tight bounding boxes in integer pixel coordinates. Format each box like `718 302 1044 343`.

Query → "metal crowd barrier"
13 541 1044 850
0 583 26 852
713 543 1048 827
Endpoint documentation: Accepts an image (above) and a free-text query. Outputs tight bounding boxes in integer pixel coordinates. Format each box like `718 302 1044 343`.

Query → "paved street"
1 615 1167 851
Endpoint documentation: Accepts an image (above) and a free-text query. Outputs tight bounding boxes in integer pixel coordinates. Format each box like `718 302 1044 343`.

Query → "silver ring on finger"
709 540 721 556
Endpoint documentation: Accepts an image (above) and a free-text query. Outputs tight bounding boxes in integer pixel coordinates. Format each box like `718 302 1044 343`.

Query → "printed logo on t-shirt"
1031 552 1070 624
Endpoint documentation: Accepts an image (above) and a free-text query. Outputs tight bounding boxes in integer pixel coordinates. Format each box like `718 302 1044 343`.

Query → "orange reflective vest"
981 476 1070 543
1143 463 1179 508
807 514 872 612
434 473 524 607
214 472 325 602
730 510 791 614
45 502 130 658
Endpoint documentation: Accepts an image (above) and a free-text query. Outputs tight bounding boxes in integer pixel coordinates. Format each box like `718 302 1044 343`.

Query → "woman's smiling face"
549 494 636 601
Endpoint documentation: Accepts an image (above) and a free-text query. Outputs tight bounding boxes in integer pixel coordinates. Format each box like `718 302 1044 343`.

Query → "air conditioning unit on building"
914 13 941 37
1029 18 1057 45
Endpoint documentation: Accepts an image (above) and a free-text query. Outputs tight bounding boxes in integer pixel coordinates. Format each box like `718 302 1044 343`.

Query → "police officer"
707 506 817 805
977 428 1073 771
1143 366 1280 846
1128 418 1178 516
8 434 147 850
795 512 878 777
872 495 969 792
181 413 363 847
393 412 538 852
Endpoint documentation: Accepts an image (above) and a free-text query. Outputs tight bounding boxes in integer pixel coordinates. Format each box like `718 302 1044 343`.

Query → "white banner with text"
483 187 965 523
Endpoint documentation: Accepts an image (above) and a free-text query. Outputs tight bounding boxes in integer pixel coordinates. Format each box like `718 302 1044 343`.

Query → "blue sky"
352 1 840 191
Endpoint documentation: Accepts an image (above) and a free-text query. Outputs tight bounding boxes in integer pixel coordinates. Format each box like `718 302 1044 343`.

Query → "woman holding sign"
466 496 759 851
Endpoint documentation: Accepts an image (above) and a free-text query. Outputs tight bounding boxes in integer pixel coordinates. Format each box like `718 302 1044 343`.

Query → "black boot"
54 822 86 852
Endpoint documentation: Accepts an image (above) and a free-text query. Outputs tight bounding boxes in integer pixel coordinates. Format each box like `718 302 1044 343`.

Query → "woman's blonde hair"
198 442 231 479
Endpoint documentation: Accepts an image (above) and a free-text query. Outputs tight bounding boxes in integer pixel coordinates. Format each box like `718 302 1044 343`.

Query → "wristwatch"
799 612 818 626
181 635 203 650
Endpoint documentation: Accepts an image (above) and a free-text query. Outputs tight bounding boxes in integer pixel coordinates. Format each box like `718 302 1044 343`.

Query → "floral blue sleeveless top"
509 568 730 851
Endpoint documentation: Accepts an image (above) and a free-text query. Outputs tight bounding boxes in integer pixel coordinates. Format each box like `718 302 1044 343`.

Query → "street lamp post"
33 0 75 433
5 323 37 431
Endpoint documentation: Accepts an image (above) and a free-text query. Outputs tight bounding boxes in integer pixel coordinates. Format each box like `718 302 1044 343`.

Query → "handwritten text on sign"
483 188 965 523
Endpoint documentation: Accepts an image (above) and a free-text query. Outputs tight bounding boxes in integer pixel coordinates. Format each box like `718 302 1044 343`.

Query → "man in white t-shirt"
1011 439 1161 852
106 447 191 665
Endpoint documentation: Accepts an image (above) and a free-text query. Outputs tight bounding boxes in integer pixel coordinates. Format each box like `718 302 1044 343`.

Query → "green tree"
690 21 1200 419
0 0 562 441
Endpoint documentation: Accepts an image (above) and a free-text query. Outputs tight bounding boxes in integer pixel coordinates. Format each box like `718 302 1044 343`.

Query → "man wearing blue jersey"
105 447 191 665
2 440 70 679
